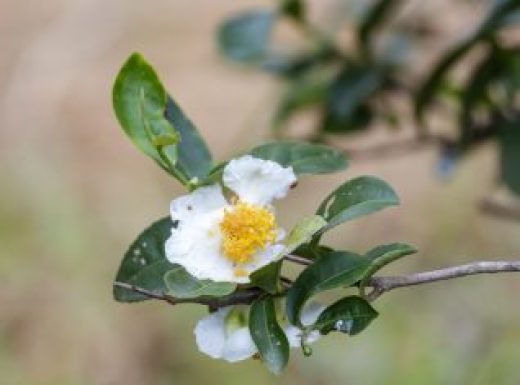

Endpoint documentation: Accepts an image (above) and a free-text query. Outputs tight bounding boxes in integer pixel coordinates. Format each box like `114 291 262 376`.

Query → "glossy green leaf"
249 296 290 375
206 142 348 183
286 251 370 326
250 261 282 294
499 123 520 195
292 243 334 260
113 53 181 177
316 176 399 233
282 215 327 255
218 10 275 63
365 242 417 263
113 217 175 302
163 266 236 299
165 97 213 180
359 243 417 292
314 296 378 335
250 141 348 175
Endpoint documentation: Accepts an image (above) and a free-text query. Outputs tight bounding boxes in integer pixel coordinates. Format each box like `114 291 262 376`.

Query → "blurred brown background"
0 1 519 384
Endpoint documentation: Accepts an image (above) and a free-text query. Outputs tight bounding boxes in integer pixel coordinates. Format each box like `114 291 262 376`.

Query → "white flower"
194 306 257 362
165 155 297 283
194 303 324 363
284 301 324 348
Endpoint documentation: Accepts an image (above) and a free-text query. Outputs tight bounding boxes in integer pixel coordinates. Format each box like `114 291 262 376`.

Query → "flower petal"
284 302 324 348
194 307 229 359
222 328 257 362
300 301 325 327
241 242 286 276
194 307 257 363
223 155 297 205
170 184 227 222
165 207 233 279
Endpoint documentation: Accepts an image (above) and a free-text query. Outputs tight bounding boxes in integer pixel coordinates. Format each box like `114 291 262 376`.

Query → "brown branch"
113 282 264 308
284 254 312 266
115 260 520 308
365 260 520 301
480 198 520 223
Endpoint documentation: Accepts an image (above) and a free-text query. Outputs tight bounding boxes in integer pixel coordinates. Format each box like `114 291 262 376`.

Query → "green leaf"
292 243 334 260
262 46 338 79
499 123 520 195
359 0 403 49
206 142 348 183
322 104 373 134
218 10 275 63
322 65 382 133
163 266 236 299
250 261 282 294
249 296 290 374
283 215 327 255
459 46 501 140
274 76 330 128
365 242 417 263
480 0 520 33
250 141 348 175
279 0 306 21
165 97 213 180
415 0 520 122
359 243 417 293
314 296 378 335
286 251 370 326
250 217 326 295
316 176 399 234
113 217 175 302
113 53 181 179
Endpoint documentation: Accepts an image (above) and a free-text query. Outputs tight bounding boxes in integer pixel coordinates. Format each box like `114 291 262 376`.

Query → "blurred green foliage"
218 0 520 195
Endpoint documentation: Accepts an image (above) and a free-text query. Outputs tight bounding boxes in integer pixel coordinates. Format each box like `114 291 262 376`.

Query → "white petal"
165 208 235 281
223 155 297 205
284 324 303 349
194 307 229 359
170 184 227 222
300 302 324 327
194 307 257 363
241 242 286 276
276 227 286 242
284 302 324 348
222 328 257 363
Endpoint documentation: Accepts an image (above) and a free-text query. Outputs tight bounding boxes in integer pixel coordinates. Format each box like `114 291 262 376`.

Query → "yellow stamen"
220 202 277 264
234 268 248 277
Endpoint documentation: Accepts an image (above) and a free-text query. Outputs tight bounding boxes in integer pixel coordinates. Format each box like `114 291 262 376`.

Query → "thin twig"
284 254 312 266
480 198 520 223
114 282 179 305
365 260 520 301
113 282 263 307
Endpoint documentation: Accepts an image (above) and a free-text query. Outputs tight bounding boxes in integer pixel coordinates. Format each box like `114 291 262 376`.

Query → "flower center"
220 202 277 265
